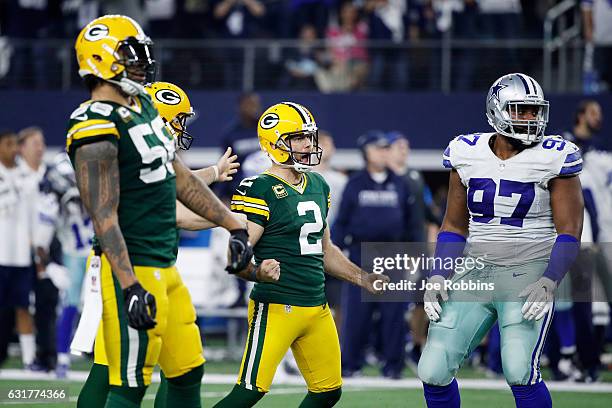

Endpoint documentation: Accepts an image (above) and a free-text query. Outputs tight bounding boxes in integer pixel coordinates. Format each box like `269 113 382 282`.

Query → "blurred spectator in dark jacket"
282 24 327 90
217 92 263 199
290 0 335 38
477 0 523 85
145 0 179 38
4 0 63 88
449 0 479 90
582 0 612 93
213 0 266 88
365 0 409 90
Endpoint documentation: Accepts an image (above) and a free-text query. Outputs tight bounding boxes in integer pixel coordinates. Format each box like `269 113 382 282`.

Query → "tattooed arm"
174 155 245 231
74 141 137 289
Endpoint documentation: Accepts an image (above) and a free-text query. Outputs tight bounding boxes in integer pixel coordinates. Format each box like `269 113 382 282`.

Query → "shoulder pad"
443 133 487 169
69 101 116 122
539 136 582 177
230 175 270 223
66 101 120 151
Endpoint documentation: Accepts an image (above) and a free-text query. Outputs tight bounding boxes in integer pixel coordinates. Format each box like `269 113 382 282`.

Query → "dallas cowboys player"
35 152 94 378
418 73 584 408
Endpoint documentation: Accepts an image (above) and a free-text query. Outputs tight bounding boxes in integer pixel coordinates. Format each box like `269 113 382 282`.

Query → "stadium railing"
0 37 584 93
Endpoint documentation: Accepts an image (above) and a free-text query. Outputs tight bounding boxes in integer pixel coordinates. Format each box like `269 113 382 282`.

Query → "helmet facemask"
497 100 549 144
274 130 323 173
486 73 549 145
169 112 195 150
108 37 156 96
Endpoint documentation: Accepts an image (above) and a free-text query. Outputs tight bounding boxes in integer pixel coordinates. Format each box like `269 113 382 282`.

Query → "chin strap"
266 152 314 173
107 77 146 96
277 162 313 173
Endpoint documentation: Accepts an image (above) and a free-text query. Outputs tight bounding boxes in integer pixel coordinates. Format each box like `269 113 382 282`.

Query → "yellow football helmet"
257 102 322 172
75 15 155 95
145 82 195 150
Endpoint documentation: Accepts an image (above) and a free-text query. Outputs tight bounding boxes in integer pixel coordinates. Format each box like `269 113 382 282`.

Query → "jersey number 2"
297 201 324 255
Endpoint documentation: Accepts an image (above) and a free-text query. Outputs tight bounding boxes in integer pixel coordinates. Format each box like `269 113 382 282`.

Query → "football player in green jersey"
213 102 390 408
76 80 247 408
68 15 252 408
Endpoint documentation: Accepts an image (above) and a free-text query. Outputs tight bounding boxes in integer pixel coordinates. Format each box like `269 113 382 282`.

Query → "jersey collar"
263 171 308 194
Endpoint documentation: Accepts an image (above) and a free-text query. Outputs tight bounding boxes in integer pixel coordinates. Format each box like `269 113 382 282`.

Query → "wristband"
430 231 467 278
249 265 259 282
212 165 220 182
543 234 579 283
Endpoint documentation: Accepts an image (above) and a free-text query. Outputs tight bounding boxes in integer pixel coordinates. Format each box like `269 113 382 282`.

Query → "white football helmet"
486 73 549 144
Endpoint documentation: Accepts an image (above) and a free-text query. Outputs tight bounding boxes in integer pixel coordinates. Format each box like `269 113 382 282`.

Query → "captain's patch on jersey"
273 184 288 199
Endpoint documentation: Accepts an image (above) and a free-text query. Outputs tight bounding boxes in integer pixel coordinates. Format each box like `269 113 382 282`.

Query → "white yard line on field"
1 369 612 394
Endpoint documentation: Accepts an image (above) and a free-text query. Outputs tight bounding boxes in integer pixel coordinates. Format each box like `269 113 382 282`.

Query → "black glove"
226 229 253 274
123 282 157 330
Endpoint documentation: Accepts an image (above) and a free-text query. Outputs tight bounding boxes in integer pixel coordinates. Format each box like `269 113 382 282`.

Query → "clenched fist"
256 259 280 282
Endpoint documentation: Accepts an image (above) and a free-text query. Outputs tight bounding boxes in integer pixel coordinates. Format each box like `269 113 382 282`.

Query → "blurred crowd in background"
1 0 611 92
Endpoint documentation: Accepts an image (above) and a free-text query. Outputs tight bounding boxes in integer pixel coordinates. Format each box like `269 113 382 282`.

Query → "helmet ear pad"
499 108 512 124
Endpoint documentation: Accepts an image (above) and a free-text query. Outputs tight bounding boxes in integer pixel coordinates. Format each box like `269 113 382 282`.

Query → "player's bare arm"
192 147 239 185
174 154 244 231
74 141 136 289
424 168 469 321
519 176 584 321
549 175 584 238
176 148 241 229
439 169 469 236
321 227 389 294
176 201 216 230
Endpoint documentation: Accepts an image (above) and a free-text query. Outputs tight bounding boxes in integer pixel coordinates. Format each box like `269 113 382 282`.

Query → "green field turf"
1 358 611 407
1 381 612 408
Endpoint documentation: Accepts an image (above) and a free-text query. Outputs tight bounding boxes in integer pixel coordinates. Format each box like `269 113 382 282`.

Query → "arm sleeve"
442 143 453 169
557 143 583 177
229 178 269 227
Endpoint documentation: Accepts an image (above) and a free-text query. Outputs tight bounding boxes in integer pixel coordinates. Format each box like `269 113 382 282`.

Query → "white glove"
423 275 448 322
519 277 556 321
45 262 71 291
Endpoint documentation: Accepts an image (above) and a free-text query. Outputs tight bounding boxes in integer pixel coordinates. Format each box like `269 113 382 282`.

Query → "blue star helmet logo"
489 82 507 102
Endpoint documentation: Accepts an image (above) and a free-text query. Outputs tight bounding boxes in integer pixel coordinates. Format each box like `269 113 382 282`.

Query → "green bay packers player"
213 103 389 408
68 16 251 408
77 80 245 408
145 81 241 230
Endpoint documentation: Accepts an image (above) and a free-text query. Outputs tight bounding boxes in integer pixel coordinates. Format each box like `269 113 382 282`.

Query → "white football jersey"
0 161 40 266
580 150 612 243
35 154 94 257
443 132 582 264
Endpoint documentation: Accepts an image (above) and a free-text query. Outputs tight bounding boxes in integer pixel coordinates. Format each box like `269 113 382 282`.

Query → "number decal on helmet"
155 89 181 105
260 113 280 129
84 24 109 41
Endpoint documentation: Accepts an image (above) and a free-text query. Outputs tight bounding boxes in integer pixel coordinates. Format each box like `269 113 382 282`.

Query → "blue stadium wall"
2 91 610 151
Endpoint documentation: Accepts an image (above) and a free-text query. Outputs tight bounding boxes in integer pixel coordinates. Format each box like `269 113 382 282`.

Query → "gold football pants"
237 299 342 393
93 254 204 386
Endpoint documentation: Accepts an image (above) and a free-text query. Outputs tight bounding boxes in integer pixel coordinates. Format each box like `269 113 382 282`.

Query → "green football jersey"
66 95 178 267
231 171 331 307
